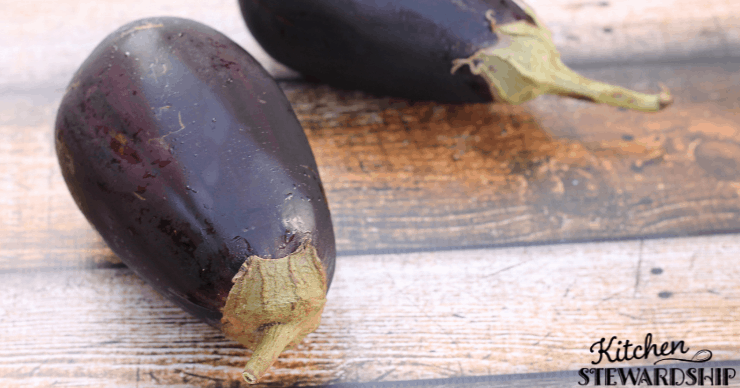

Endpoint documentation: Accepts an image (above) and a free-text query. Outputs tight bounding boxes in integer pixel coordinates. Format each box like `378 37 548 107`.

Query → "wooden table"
2 0 740 386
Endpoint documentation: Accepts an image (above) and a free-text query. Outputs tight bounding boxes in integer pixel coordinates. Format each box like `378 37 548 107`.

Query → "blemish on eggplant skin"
658 291 673 298
651 267 664 275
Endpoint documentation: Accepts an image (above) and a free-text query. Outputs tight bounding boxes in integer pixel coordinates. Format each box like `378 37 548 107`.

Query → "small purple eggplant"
239 0 672 111
55 17 335 384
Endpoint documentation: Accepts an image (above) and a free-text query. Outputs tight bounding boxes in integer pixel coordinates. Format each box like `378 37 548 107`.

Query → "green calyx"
451 7 673 112
221 242 328 384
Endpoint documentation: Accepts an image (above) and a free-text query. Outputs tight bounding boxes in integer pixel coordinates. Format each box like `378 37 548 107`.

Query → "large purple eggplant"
55 17 335 384
239 0 672 112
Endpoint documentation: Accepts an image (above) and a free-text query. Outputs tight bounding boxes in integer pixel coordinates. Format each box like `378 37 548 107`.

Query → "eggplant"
55 17 335 384
239 0 672 112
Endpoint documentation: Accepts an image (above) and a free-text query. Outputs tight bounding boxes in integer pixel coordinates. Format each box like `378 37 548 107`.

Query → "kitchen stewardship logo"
578 333 736 386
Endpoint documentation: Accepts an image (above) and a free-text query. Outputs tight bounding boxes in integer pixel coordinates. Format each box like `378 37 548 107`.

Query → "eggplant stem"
242 323 303 384
220 242 328 384
452 4 673 112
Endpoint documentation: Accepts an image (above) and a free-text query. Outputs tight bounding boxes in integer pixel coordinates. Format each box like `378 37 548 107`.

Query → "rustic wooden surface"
5 59 740 266
2 0 740 387
2 235 740 387
290 58 740 253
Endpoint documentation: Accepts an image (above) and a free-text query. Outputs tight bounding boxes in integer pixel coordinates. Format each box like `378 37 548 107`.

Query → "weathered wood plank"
268 59 740 253
531 0 740 65
289 59 740 254
0 0 296 88
3 58 740 270
1 234 739 387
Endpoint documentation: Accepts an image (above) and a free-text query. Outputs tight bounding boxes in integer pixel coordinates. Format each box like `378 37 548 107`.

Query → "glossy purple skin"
55 17 335 327
239 0 535 103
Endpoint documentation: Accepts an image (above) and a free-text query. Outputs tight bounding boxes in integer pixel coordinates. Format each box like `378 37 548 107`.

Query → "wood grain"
291 59 740 254
530 0 740 65
3 59 740 270
286 62 740 253
2 234 739 387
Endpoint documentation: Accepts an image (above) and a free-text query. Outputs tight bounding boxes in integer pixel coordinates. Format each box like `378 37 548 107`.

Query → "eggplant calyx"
221 242 328 384
451 8 673 112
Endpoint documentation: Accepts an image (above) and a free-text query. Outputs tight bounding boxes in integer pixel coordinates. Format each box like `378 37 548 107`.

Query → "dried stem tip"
221 242 328 384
